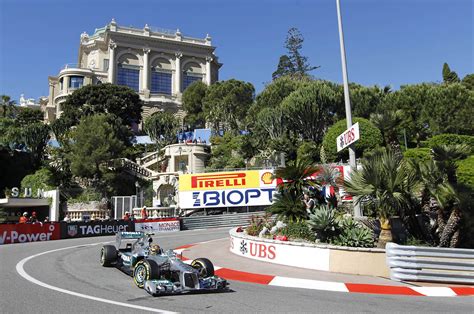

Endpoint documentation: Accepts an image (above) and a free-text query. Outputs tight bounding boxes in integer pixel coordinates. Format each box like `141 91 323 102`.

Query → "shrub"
403 147 431 163
20 168 55 193
297 140 320 163
246 213 273 236
457 155 474 188
67 188 102 204
423 134 474 153
278 220 316 242
322 117 383 162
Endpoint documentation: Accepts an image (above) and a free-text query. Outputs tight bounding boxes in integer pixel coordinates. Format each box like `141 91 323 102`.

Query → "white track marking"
16 243 177 314
410 287 457 297
269 276 349 292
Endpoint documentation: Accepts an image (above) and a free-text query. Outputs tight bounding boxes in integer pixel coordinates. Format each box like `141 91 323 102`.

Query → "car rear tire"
133 259 160 288
100 245 117 267
191 258 214 278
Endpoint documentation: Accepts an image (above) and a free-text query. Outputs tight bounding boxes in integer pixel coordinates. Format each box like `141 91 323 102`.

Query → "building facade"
44 19 221 122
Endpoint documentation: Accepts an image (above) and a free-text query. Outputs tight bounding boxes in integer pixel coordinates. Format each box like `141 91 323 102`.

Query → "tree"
60 83 143 127
143 112 179 148
182 80 208 129
16 107 44 125
272 55 295 80
280 81 342 143
68 114 125 185
202 79 254 132
421 83 474 136
370 109 403 158
1 95 16 118
442 63 460 84
322 117 383 162
272 28 319 79
21 168 55 193
344 149 418 248
349 84 391 119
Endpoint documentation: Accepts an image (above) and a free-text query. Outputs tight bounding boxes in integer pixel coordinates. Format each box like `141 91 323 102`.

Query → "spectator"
29 211 39 223
193 138 197 144
141 207 148 219
19 212 28 223
44 216 50 223
152 209 159 218
197 137 202 143
303 193 315 212
63 214 71 223
123 211 130 221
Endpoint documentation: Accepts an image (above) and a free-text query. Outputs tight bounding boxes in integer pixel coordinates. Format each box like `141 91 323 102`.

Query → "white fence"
386 242 474 285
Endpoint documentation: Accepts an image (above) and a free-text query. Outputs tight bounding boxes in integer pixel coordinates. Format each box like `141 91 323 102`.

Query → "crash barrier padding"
0 218 181 245
0 222 61 245
386 242 474 285
61 220 135 239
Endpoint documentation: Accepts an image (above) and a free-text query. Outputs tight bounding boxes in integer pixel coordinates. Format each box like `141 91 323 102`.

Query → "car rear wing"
116 231 145 241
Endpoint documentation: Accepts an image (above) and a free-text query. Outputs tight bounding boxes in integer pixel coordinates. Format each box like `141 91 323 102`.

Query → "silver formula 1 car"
99 231 228 296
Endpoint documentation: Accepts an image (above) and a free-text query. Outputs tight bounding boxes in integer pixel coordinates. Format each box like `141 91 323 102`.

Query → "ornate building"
44 19 221 122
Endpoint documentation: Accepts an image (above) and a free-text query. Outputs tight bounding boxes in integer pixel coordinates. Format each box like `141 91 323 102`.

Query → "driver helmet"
149 244 161 255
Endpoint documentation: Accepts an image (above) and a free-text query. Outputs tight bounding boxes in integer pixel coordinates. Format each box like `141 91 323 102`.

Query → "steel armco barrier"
181 211 269 230
386 242 474 284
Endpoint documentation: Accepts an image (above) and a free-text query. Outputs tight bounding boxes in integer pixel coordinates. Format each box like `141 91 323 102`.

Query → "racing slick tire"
133 259 160 288
100 245 117 267
191 258 215 278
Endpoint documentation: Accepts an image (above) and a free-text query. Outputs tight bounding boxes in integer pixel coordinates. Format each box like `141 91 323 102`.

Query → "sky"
0 0 472 102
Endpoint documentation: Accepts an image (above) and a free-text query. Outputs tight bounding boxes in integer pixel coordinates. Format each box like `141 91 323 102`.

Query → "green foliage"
423 134 474 153
422 83 473 136
68 114 125 180
461 74 474 91
143 112 179 148
307 205 337 242
267 192 307 222
61 83 143 126
322 117 383 162
350 84 391 119
333 217 374 248
278 220 316 242
442 62 460 84
182 80 208 128
202 79 254 132
344 149 417 220
457 156 474 188
67 188 102 204
297 141 319 163
207 132 247 170
281 80 343 143
431 144 470 184
16 107 44 125
20 168 55 192
272 55 295 80
403 148 431 163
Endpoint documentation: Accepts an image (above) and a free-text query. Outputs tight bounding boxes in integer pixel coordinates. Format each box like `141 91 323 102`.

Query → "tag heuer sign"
67 225 78 237
336 122 360 152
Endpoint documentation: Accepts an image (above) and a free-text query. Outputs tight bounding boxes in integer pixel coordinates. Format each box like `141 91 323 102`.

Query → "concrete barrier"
229 227 389 277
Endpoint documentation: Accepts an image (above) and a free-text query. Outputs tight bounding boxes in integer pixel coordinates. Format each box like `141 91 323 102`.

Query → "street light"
336 0 361 217
135 181 140 208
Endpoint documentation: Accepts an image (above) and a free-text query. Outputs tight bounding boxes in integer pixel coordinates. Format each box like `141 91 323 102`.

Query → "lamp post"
336 0 361 217
135 181 140 208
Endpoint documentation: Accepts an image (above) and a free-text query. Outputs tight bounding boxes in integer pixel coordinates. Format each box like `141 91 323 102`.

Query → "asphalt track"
1 228 472 313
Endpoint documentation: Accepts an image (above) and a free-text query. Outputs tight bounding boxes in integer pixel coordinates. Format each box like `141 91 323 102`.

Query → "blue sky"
0 0 472 102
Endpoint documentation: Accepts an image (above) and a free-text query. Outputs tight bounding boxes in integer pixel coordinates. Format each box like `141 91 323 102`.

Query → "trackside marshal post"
336 122 360 152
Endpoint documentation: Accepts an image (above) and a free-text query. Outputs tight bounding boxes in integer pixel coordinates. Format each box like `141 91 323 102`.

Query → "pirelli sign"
179 170 276 209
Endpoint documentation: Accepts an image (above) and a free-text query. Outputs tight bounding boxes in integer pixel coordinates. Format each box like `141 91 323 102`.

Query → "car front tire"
191 258 215 278
133 259 160 288
100 245 117 267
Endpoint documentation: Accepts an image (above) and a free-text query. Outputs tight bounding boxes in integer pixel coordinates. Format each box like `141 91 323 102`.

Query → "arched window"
117 53 140 92
182 61 203 92
151 58 172 95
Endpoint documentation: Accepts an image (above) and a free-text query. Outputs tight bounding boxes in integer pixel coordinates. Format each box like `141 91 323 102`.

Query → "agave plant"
307 205 337 242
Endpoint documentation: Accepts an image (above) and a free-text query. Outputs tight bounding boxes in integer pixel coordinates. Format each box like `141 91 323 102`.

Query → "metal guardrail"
386 242 474 285
181 211 267 230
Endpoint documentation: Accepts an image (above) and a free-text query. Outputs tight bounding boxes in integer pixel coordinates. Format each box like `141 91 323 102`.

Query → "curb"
174 244 474 297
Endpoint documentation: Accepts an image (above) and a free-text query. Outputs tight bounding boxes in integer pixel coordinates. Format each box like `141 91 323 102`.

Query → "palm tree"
431 144 470 185
344 149 417 248
1 95 16 118
370 110 403 159
268 159 320 221
316 164 342 207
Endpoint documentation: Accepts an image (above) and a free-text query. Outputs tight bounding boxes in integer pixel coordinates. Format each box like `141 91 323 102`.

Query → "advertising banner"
336 122 360 152
0 223 61 245
230 234 330 271
134 218 181 233
60 220 134 239
179 170 277 209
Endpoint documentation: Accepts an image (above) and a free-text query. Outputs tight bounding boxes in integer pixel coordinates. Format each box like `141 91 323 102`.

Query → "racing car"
99 231 228 296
